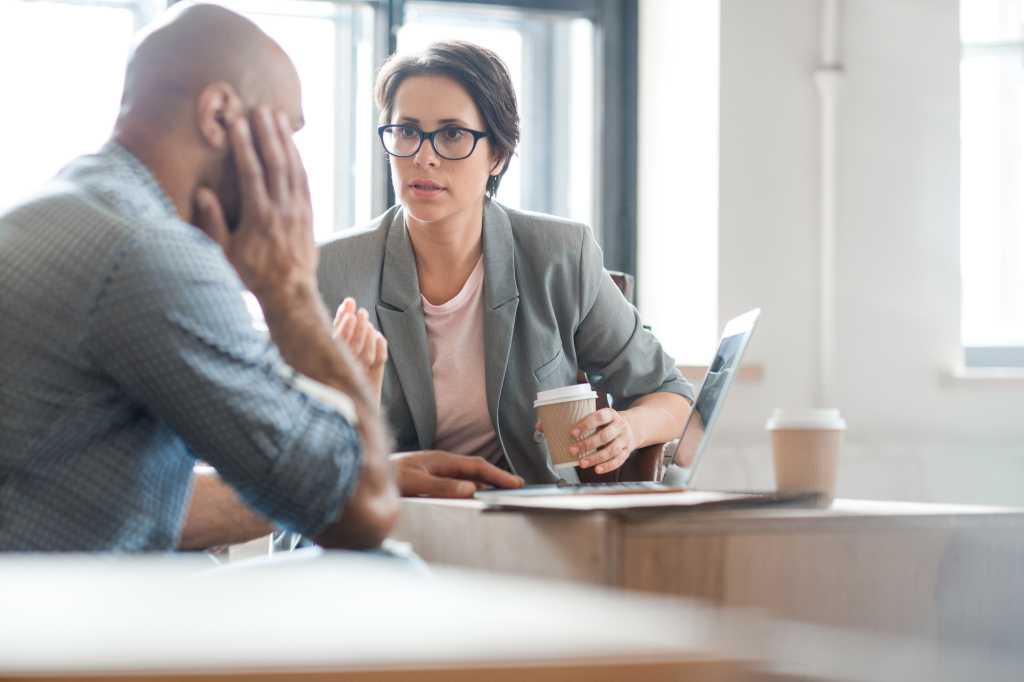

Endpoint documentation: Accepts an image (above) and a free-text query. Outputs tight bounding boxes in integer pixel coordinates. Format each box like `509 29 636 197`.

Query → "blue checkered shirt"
0 143 362 551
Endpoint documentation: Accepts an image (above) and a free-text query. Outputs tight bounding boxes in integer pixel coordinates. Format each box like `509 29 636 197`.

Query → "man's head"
115 2 304 225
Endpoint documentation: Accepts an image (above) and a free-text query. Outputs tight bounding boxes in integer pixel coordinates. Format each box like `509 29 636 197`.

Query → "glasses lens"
433 127 476 160
382 126 421 156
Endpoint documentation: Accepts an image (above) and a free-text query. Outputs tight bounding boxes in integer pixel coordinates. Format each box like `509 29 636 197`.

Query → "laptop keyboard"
558 481 665 490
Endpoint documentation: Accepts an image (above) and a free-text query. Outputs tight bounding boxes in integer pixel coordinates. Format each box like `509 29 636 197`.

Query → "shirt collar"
100 140 179 221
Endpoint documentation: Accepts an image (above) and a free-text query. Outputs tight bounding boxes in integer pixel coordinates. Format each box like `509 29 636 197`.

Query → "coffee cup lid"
765 408 846 431
534 383 598 408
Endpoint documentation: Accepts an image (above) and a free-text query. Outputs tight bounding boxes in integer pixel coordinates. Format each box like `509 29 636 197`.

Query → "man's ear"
196 81 243 150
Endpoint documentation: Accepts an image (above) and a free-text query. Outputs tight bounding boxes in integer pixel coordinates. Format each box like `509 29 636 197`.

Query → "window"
398 1 596 229
636 1 719 365
205 0 380 241
2 0 627 254
0 1 163 213
960 0 1024 366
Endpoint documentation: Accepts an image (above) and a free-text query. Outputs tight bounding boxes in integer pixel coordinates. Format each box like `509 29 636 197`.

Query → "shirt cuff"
287 371 359 424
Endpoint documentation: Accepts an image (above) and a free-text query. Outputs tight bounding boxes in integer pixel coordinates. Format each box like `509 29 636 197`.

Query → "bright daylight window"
0 0 161 215
399 1 596 230
0 1 600 244
210 0 378 241
961 0 1024 367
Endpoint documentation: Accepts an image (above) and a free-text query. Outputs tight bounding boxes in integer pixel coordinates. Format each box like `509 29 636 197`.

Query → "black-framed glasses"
378 124 489 161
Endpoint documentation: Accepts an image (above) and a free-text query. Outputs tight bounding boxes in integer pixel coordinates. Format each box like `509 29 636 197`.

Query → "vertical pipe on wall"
815 0 843 407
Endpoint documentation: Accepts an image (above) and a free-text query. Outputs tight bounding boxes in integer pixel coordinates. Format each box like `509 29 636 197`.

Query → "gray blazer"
317 200 694 484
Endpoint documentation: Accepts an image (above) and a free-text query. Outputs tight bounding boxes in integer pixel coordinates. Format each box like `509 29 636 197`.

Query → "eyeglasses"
378 124 489 161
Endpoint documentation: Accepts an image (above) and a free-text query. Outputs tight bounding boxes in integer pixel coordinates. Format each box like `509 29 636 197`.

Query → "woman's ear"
195 81 243 151
489 152 508 177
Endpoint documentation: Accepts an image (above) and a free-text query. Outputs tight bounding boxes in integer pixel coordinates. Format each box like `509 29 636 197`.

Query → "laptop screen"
668 309 760 485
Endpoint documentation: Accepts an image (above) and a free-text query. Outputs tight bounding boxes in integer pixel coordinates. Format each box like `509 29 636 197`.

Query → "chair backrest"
575 270 652 483
608 271 635 305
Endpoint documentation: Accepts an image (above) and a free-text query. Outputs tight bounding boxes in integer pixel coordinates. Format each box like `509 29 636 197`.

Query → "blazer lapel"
482 201 520 432
375 209 436 449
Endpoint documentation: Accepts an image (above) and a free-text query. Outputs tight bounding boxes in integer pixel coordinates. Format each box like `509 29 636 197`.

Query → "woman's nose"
413 138 440 167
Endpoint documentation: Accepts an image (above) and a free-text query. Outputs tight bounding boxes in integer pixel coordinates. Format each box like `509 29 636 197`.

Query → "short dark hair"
375 41 520 198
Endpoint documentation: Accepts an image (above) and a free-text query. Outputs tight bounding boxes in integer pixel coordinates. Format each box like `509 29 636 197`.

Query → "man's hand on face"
193 106 317 309
391 451 525 498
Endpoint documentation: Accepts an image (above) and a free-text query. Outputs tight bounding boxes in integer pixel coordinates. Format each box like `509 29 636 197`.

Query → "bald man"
0 3 398 551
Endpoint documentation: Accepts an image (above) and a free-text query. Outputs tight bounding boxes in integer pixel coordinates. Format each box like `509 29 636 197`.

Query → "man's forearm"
178 469 273 550
260 280 374 406
258 279 400 548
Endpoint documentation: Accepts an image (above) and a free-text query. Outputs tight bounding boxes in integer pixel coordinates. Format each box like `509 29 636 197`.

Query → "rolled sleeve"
572 229 695 409
83 226 360 537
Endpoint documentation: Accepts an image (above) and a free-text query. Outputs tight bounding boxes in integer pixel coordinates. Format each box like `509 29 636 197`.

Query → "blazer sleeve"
572 227 695 409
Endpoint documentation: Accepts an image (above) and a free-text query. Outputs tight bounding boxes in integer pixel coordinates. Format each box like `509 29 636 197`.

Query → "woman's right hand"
333 297 388 405
391 451 524 498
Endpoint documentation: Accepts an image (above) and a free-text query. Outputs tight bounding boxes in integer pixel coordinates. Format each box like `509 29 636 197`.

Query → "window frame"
960 26 1024 367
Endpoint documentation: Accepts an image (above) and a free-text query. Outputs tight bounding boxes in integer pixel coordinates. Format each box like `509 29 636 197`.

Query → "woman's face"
387 75 502 225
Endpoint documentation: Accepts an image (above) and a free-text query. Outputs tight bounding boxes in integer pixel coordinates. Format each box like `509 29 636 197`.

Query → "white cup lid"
534 383 598 408
766 408 846 431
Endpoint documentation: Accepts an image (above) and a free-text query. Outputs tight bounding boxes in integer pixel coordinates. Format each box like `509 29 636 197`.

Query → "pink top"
421 257 503 464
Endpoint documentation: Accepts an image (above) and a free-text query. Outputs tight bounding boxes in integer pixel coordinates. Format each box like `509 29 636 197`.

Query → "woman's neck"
406 200 485 305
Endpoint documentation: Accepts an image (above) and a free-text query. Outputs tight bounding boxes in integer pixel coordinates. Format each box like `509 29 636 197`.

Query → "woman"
320 41 694 496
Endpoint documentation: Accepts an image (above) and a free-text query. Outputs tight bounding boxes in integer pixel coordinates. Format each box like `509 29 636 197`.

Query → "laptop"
475 308 762 499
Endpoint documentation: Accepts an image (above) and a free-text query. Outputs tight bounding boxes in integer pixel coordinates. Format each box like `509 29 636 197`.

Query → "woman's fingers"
567 407 636 473
578 441 630 470
594 447 631 474
570 419 620 456
572 408 614 440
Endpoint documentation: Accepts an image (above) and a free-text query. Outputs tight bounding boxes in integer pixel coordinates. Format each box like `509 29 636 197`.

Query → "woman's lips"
409 180 446 198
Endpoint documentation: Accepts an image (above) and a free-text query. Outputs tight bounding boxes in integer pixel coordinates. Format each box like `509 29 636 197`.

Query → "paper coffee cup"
765 408 846 504
535 384 598 470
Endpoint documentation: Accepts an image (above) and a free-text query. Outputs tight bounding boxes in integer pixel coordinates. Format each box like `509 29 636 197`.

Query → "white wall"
639 0 1024 505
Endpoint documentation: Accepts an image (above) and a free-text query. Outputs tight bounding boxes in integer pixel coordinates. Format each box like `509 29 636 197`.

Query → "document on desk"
479 490 819 513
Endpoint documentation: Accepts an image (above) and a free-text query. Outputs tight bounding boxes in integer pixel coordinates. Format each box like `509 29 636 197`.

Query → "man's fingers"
351 309 371 356
278 111 311 204
333 298 357 326
252 107 290 203
371 334 388 369
193 188 229 248
227 115 270 220
333 300 358 339
336 313 356 342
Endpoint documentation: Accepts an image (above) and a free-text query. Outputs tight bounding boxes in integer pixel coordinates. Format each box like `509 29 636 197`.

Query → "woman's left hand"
568 408 639 474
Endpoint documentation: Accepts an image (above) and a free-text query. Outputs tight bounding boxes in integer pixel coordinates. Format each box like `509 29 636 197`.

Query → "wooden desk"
4 554 1020 682
390 498 1024 645
0 554 759 681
